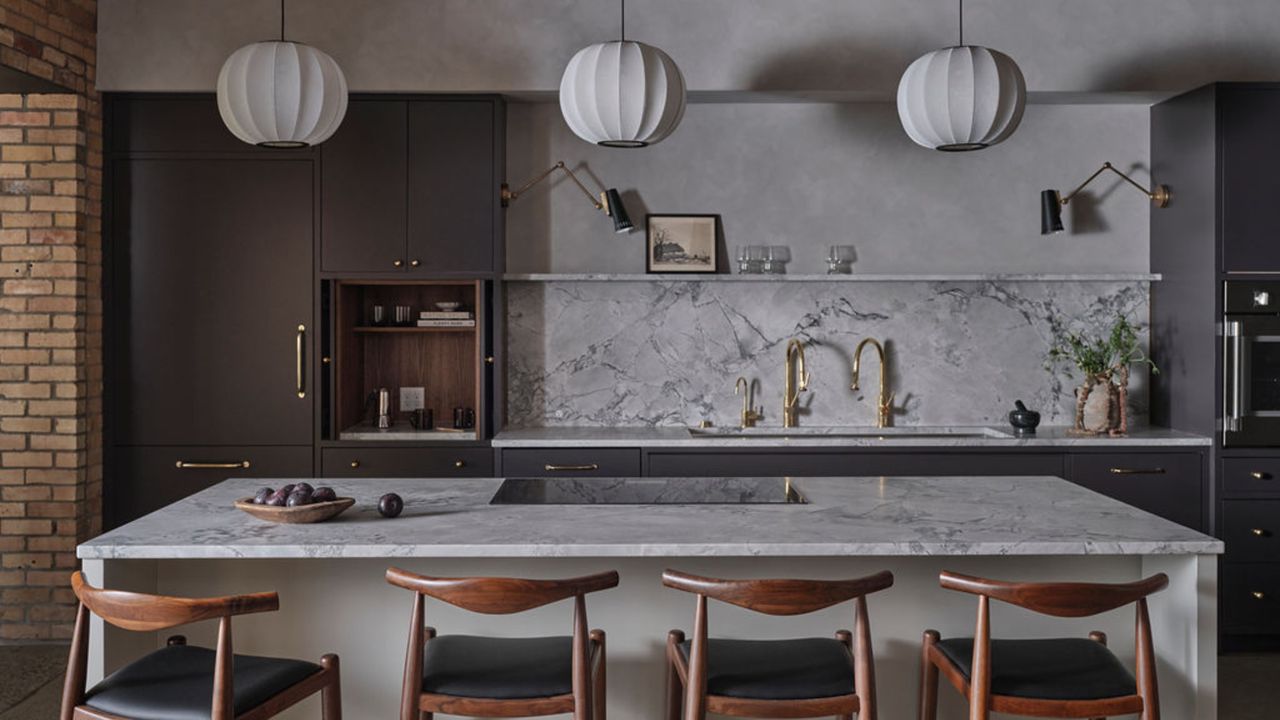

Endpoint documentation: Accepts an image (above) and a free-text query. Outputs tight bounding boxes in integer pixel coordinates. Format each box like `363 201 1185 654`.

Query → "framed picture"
646 214 720 274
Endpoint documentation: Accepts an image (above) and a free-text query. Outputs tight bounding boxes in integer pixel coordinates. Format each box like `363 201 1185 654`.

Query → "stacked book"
417 310 476 328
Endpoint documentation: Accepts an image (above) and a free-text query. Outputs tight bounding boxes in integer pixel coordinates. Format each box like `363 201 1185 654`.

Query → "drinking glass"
765 245 790 274
826 245 855 274
370 305 387 326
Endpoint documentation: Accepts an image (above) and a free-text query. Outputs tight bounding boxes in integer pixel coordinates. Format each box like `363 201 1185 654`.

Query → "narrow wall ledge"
501 273 1162 283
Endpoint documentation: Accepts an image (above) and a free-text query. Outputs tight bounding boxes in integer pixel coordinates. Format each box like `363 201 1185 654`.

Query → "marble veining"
77 476 1222 560
506 280 1149 428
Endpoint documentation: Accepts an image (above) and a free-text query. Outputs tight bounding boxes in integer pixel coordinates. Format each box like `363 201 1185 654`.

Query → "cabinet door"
109 446 312 528
321 100 408 272
1067 452 1203 530
1222 87 1280 272
407 100 496 273
321 447 493 477
111 158 314 445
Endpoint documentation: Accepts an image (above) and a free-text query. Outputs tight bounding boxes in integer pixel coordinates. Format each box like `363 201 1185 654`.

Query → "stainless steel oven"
1224 281 1280 446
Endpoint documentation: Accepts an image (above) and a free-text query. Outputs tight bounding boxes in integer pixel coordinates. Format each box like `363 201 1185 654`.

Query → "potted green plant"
1047 315 1159 435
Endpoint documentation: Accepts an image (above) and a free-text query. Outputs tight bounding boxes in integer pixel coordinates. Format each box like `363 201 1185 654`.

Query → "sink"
687 426 1012 440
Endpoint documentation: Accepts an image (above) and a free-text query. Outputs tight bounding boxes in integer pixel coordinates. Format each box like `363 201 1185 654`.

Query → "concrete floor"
0 645 1273 719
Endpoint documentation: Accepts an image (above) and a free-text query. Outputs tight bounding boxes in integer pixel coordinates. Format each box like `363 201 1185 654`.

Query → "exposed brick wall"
0 0 101 641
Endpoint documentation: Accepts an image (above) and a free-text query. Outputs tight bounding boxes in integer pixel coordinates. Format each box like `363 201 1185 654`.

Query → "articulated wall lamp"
1041 162 1170 235
501 161 633 234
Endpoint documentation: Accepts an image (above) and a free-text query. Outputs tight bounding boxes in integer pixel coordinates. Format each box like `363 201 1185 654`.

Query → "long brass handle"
1109 467 1166 475
544 463 600 472
296 324 306 398
1252 471 1273 480
175 461 250 470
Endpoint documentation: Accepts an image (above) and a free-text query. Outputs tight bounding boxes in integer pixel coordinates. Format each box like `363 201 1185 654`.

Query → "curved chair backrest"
385 568 619 614
938 571 1169 618
71 571 279 631
662 569 894 615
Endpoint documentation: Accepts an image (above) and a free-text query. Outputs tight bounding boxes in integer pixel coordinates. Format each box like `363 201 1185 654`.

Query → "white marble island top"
79 476 1221 560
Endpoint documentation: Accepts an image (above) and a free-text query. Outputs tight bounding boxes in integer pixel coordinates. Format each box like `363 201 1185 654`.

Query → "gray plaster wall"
99 0 1280 94
506 101 1150 274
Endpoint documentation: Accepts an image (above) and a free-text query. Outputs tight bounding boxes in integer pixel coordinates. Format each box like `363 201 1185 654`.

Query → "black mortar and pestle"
1008 400 1041 436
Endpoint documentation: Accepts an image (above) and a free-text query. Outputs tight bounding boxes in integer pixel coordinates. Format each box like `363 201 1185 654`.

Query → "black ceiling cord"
620 0 626 42
280 0 286 42
958 0 964 46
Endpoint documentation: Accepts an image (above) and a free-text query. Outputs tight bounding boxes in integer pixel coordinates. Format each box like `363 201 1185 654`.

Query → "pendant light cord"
958 0 964 46
280 0 285 41
620 0 626 41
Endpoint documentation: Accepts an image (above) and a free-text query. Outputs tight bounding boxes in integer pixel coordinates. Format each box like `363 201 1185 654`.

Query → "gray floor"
0 645 1273 719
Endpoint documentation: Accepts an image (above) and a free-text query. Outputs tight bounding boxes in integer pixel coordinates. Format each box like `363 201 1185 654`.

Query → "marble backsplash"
505 280 1150 429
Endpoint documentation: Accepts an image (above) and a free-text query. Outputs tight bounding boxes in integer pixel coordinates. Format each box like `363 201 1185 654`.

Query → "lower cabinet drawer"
1067 452 1203 530
1223 458 1280 498
321 448 493 478
646 452 1063 478
109 445 313 528
1224 564 1280 634
501 449 641 477
1223 500 1280 561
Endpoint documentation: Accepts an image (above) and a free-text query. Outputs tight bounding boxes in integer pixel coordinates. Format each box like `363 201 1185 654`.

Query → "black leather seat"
422 635 573 699
935 637 1137 701
82 644 321 720
676 638 854 700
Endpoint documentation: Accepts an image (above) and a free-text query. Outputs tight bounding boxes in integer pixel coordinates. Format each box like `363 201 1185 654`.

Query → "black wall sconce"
501 161 633 234
1041 162 1170 235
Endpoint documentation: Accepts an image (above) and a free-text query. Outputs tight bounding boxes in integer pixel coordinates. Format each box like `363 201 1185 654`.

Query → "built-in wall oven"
1224 281 1280 445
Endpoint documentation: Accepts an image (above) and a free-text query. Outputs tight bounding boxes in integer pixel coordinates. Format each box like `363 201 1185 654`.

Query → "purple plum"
285 489 312 507
311 487 337 503
251 487 273 505
378 493 404 519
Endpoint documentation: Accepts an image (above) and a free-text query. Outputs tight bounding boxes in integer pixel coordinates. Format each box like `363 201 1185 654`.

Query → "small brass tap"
851 337 893 428
783 339 810 428
735 377 762 428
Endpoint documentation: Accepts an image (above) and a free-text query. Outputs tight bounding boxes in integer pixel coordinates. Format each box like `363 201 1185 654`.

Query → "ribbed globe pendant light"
896 0 1025 151
217 0 348 148
559 0 686 148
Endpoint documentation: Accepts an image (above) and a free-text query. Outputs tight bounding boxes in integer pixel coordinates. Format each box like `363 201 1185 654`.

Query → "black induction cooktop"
489 477 807 505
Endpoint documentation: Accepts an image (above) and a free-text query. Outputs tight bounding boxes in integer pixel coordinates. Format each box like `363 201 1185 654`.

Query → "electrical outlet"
400 386 425 411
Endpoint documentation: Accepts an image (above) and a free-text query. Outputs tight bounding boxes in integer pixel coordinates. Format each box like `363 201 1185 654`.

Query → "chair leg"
320 654 342 720
665 630 685 720
591 629 607 720
420 627 436 720
1088 632 1107 720
920 630 940 720
835 630 853 720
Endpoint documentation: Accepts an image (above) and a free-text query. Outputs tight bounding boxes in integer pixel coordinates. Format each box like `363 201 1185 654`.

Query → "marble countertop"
491 426 1212 448
78 475 1222 560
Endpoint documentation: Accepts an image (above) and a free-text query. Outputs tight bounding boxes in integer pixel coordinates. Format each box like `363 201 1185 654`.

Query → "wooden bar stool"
385 567 618 720
919 571 1169 720
662 569 894 720
60 571 341 720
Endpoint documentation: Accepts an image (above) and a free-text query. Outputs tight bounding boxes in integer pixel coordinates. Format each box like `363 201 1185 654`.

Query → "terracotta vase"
1074 372 1123 435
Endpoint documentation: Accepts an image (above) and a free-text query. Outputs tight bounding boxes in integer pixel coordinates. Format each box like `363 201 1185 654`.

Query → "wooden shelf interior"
335 280 481 439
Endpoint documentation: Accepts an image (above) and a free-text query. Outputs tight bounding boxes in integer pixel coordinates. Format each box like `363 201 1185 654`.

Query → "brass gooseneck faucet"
852 338 893 428
734 377 762 429
783 339 810 428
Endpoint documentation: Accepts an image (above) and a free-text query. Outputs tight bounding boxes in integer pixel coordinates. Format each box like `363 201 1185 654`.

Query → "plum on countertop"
251 487 274 505
378 493 404 518
311 487 337 503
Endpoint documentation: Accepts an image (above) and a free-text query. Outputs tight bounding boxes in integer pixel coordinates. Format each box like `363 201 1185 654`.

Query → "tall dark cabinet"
1151 82 1280 648
106 94 506 526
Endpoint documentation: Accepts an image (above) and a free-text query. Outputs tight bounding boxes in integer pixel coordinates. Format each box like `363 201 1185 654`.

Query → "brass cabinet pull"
393 259 403 268
454 460 465 468
410 259 421 267
350 460 360 469
176 461 250 470
1253 591 1267 600
544 463 600 472
295 324 306 398
485 356 495 364
1109 467 1166 475
1252 528 1268 537
321 356 331 365
1252 471 1273 480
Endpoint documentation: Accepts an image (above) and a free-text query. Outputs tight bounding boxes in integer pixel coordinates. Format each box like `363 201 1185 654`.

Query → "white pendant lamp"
896 0 1025 151
217 0 348 148
559 0 686 148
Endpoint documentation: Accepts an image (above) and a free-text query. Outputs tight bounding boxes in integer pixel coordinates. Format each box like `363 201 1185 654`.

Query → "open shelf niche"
332 280 482 442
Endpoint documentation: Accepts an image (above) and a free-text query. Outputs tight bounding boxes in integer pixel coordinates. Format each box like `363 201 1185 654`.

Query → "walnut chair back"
384 568 620 720
62 571 339 720
929 570 1169 720
662 569 894 720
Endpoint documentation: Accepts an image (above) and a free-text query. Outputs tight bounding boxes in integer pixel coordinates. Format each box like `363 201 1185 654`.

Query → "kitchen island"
79 476 1221 720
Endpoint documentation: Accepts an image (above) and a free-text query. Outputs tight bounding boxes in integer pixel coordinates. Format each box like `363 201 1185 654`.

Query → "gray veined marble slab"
503 273 1164 282
491 425 1212 448
78 476 1222 560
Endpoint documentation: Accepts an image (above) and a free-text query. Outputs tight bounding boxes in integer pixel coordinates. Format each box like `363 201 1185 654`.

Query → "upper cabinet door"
1222 87 1280 272
407 100 498 274
321 101 408 273
111 158 314 446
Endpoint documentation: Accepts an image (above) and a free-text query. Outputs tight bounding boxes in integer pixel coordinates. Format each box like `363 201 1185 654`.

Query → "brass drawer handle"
1253 591 1267 600
350 461 360 469
176 461 250 470
393 259 403 268
1252 528 1269 537
410 259 421 267
544 463 600 472
1252 471 1273 480
296 324 306 398
454 460 465 468
1109 467 1166 475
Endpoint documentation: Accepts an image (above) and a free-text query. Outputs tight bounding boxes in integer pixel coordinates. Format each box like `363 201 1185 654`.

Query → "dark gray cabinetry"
1221 87 1280 272
320 97 503 275
645 450 1064 478
1220 456 1280 636
501 449 642 477
1066 452 1204 530
321 448 493 478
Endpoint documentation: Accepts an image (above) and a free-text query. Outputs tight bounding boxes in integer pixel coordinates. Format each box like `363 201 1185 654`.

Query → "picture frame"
646 214 720 274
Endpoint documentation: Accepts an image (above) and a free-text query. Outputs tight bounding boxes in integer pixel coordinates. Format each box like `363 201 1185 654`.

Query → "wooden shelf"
353 326 476 333
502 272 1163 283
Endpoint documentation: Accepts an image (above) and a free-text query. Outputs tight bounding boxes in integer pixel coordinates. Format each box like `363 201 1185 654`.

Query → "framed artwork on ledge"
646 214 720 274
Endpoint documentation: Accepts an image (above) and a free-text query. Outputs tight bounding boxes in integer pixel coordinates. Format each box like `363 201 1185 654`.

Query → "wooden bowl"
233 497 355 524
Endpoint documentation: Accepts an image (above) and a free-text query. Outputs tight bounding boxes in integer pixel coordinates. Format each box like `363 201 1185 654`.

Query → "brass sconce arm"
501 161 605 211
1059 162 1170 208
